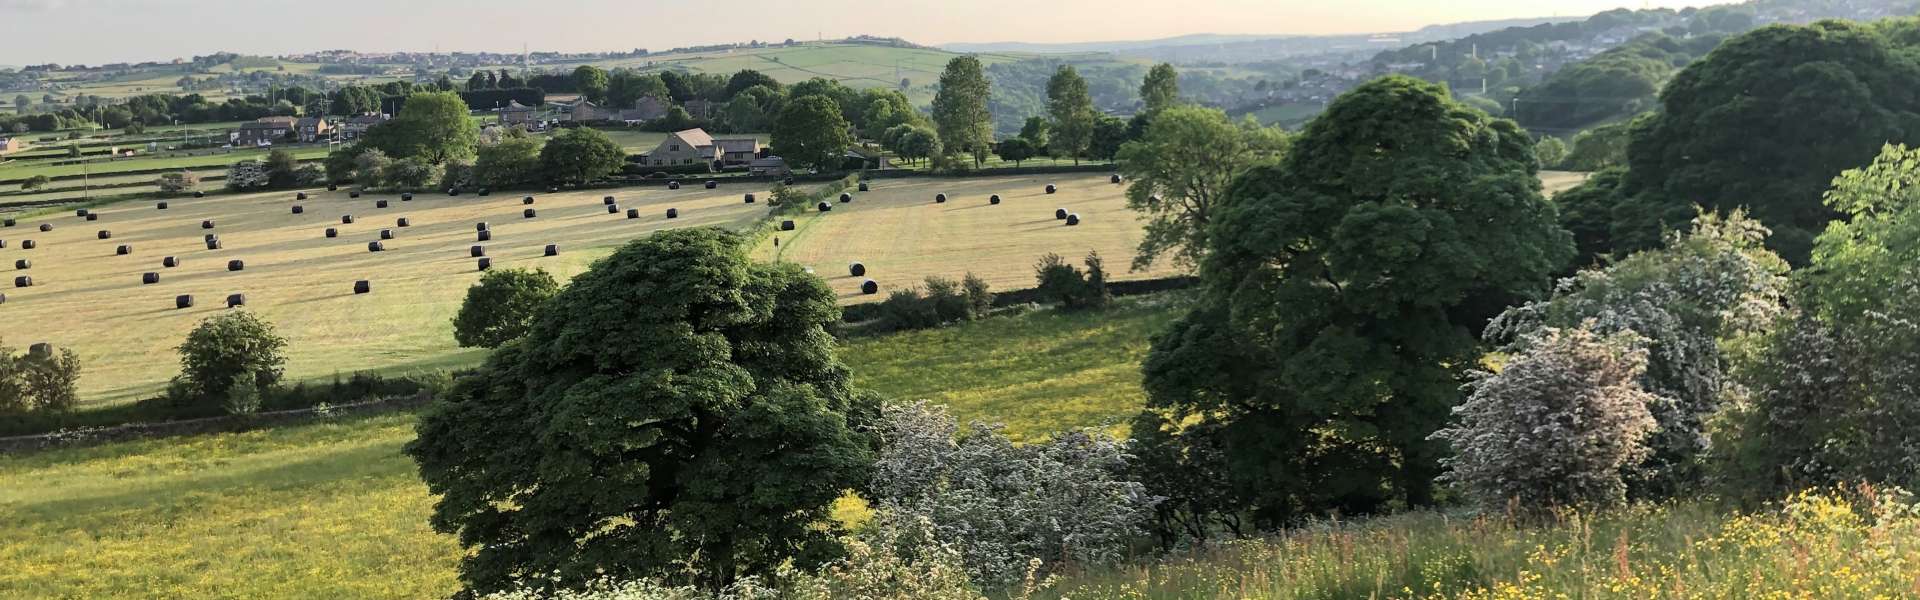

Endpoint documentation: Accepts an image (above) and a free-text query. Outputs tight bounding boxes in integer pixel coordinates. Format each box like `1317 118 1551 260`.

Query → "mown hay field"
753 172 1180 302
0 183 771 407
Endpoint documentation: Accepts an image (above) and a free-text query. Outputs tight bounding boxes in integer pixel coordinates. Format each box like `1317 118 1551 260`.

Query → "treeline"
1373 8 1680 82
1511 32 1726 133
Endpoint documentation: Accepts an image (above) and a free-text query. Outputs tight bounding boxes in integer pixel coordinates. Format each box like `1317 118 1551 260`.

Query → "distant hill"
938 17 1579 61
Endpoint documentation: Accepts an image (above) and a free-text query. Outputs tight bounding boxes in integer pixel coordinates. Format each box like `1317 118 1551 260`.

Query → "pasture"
754 172 1177 301
0 146 334 185
0 182 771 407
0 292 1171 599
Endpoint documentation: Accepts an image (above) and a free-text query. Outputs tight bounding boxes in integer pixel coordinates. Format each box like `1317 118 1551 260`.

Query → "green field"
1243 102 1324 125
0 146 333 184
0 293 1170 599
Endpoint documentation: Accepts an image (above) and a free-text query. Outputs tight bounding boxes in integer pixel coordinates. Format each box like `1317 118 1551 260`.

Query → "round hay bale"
325 228 338 238
380 229 395 240
13 259 29 269
354 280 371 294
477 258 492 271
20 240 34 249
744 193 756 203
990 194 1001 205
367 241 385 252
1111 174 1122 184
1054 208 1068 220
936 193 947 203
0 240 7 248
861 279 878 295
0 293 6 304
205 234 218 242
28 343 50 356
201 220 215 229
226 294 245 308
376 200 389 208
176 294 193 308
38 224 52 232
447 188 460 196
13 276 29 288
627 208 640 219
840 193 851 203
817 201 831 212
340 215 354 224
142 272 159 284
783 176 795 185
544 244 559 256
849 262 866 277
523 208 537 218
397 218 410 227
292 206 304 214
477 231 492 242
206 240 223 250
603 196 616 205
157 202 169 209
666 208 679 218
349 191 361 198
3 219 13 227
298 192 309 200
163 256 179 268
86 214 99 221
668 181 681 190
227 260 244 271
471 245 486 257
1066 213 1081 226
478 188 491 196
116 245 132 255
1046 184 1057 194
193 191 204 198
327 185 337 192
402 192 414 201
523 196 535 205
704 180 716 189
476 222 489 232
97 230 111 239
858 182 869 192
607 204 621 214
781 220 795 231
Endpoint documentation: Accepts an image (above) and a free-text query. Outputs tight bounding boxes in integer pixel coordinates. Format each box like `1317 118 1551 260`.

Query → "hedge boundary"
0 394 432 455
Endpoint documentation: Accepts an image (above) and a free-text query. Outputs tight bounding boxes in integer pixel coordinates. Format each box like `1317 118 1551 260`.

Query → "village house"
499 100 538 125
638 128 762 169
617 94 671 122
341 112 390 139
230 116 296 146
680 99 716 119
748 156 790 177
0 137 20 155
566 99 616 121
295 117 331 142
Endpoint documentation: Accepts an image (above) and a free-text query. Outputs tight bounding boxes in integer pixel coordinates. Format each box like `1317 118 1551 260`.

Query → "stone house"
499 100 538 125
295 117 331 142
230 116 296 146
342 112 390 139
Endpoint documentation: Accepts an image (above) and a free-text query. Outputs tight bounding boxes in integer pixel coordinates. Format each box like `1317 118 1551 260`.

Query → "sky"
1 0 1724 66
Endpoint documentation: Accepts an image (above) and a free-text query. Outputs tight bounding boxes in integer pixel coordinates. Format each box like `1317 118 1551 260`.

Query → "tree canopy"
1140 63 1180 113
772 95 853 171
1046 65 1097 164
932 56 994 167
1140 75 1572 522
407 228 879 595
538 127 626 186
360 91 479 165
1115 105 1286 271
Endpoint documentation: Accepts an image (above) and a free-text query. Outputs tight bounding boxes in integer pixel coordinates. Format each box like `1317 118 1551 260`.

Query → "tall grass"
1028 488 1920 600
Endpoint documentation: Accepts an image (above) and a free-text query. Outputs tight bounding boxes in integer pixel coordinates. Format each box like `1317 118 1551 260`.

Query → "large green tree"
1114 105 1286 271
452 267 559 349
573 65 610 104
1612 20 1920 265
538 127 625 186
1140 63 1180 113
406 228 878 595
771 95 853 171
473 129 544 188
932 56 993 168
361 91 479 165
1139 75 1573 522
1046 64 1097 165
724 69 782 99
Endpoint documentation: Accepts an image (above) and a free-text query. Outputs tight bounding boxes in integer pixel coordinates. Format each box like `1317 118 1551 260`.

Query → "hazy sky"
1 0 1722 66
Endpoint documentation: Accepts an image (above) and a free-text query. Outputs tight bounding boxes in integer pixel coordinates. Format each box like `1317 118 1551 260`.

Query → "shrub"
1034 251 1111 311
1433 326 1662 510
176 311 288 401
875 288 941 332
293 164 324 187
353 147 393 184
439 158 475 190
873 274 993 333
0 339 82 415
870 401 1153 588
154 170 199 193
452 267 560 349
19 175 50 191
384 156 442 189
224 159 268 190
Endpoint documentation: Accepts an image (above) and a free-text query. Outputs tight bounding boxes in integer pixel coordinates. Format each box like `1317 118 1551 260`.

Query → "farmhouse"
681 99 716 119
499 100 538 125
230 116 296 146
617 94 671 122
295 117 331 142
0 137 19 155
341 112 390 139
749 156 791 177
638 128 761 168
564 99 616 121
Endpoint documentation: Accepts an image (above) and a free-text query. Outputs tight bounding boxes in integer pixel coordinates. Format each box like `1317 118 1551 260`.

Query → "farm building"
295 117 331 142
230 116 296 146
498 100 538 125
639 128 760 169
0 137 19 154
341 112 390 139
616 94 671 122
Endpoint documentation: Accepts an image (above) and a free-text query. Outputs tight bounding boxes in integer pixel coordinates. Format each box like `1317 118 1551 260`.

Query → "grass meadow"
0 292 1176 598
0 146 334 184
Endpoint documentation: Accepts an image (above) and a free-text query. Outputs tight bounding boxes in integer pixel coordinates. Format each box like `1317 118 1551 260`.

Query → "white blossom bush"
1433 326 1663 510
383 156 442 189
224 160 269 190
293 164 324 187
1485 210 1789 495
870 401 1155 588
